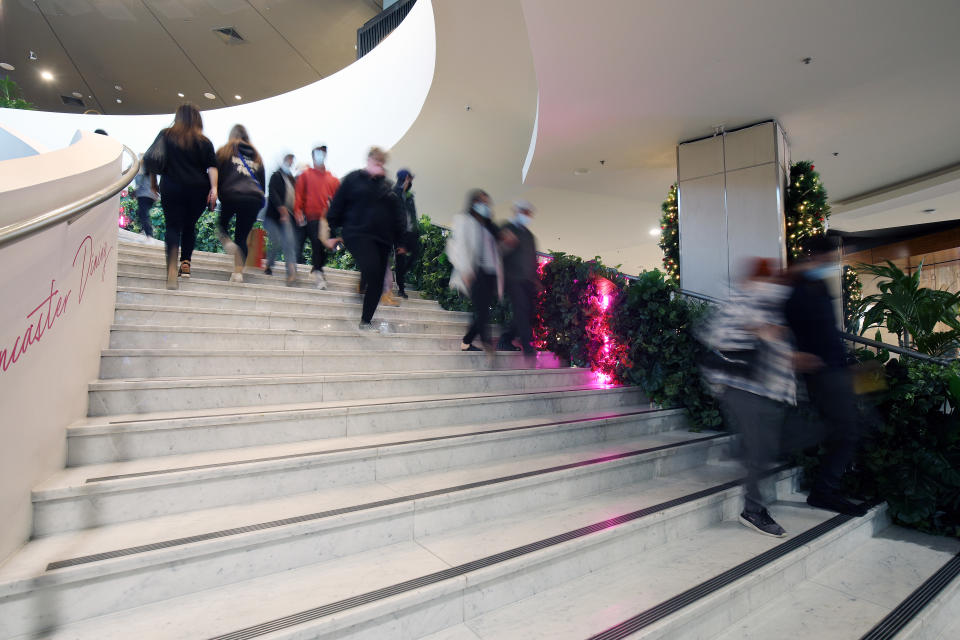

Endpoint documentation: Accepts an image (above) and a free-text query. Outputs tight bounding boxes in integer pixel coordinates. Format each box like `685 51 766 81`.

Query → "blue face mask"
514 212 531 227
472 202 491 218
805 265 835 281
313 150 326 166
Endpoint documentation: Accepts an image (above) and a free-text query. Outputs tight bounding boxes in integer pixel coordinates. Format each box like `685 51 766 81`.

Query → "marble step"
116 286 471 323
3 455 765 639
107 324 465 351
98 348 553 379
438 498 887 640
116 270 444 310
34 410 696 535
87 367 595 417
68 386 648 464
710 526 960 640
114 303 478 335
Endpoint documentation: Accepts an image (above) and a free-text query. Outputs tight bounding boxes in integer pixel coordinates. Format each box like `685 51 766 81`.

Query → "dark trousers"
159 179 208 262
297 219 327 272
218 195 262 262
500 278 537 354
804 369 861 495
394 235 419 292
136 197 155 237
463 272 497 347
346 237 390 323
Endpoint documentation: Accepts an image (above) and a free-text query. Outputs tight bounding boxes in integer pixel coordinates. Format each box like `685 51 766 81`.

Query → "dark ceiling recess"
356 0 416 58
212 27 246 45
60 95 84 107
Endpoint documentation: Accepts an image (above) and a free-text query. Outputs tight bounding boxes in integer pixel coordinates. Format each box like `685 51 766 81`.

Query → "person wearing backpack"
216 124 266 283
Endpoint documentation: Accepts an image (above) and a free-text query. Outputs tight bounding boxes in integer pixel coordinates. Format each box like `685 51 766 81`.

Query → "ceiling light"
573 168 590 176
649 228 660 237
71 91 83 98
40 70 54 81
203 92 216 100
177 92 184 97
29 51 38 61
923 208 937 214
114 84 122 91
115 98 122 104
0 62 14 71
234 94 242 100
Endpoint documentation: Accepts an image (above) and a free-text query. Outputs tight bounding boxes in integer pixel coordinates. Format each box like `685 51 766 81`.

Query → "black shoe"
399 290 409 299
264 266 273 276
739 508 786 538
806 491 868 517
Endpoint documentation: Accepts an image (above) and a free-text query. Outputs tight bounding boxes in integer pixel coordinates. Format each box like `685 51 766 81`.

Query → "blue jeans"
263 216 296 279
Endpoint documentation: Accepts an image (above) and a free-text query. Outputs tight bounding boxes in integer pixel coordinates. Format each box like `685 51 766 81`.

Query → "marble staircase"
0 237 957 640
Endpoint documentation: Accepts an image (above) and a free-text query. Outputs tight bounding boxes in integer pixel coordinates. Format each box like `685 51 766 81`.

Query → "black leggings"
463 272 497 347
219 195 262 262
346 236 391 323
159 179 208 262
297 219 327 272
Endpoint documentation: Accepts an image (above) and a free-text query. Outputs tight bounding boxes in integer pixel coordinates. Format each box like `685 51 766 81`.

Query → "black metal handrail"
357 0 417 58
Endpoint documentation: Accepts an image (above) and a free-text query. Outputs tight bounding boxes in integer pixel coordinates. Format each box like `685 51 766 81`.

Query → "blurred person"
148 103 218 289
326 146 405 331
216 124 266 283
700 257 796 537
264 153 298 285
295 145 340 289
447 189 503 356
393 168 419 299
133 156 157 238
785 235 867 517
497 199 539 360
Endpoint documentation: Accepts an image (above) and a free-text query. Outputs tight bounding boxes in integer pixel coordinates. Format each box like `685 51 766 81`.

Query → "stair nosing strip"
45 434 727 571
83 409 661 483
858 551 960 640
202 464 793 640
584 502 883 640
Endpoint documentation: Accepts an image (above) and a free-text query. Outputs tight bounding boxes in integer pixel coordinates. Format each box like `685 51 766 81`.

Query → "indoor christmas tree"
842 265 863 332
658 183 679 282
785 160 831 263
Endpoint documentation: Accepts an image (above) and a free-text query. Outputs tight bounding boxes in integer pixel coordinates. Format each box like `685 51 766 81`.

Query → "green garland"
842 265 863 332
658 183 679 282
785 160 831 263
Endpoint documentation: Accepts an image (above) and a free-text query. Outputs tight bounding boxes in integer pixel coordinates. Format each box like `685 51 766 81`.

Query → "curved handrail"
0 145 139 250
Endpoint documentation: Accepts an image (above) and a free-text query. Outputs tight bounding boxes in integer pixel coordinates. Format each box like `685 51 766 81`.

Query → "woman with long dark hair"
216 124 266 283
149 104 218 289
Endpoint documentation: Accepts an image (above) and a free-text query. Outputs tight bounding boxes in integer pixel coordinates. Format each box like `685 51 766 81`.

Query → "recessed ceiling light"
40 70 54 81
649 228 661 237
234 94 242 100
72 91 83 98
573 168 590 176
116 98 123 104
0 62 14 71
203 92 216 100
29 51 38 61
177 92 184 97
923 208 937 214
114 84 122 91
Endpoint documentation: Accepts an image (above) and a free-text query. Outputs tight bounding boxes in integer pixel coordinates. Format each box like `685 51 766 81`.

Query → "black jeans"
804 368 861 495
218 195 262 262
346 236 391 323
136 197 155 237
500 278 537 354
394 235 419 292
297 219 327 272
463 272 497 347
159 179 208 262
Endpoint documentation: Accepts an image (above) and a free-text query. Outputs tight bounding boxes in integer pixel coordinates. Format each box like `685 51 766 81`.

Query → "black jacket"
500 221 538 285
266 169 295 222
155 131 216 189
785 274 844 369
327 170 404 247
217 141 266 202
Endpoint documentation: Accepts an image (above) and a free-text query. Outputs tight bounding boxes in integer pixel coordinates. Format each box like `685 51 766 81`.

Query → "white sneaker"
230 272 243 283
314 271 327 290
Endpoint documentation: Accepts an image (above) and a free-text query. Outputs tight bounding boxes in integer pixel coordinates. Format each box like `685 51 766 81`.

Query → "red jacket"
295 168 340 221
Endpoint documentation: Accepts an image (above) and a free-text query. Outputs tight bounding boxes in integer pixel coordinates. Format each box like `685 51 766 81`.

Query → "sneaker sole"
738 514 787 538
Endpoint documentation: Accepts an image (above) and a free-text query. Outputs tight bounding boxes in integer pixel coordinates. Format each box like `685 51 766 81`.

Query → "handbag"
143 132 166 174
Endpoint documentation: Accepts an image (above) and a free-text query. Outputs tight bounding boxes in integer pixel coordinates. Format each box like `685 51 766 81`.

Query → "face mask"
313 150 326 166
280 163 293 176
805 265 835 281
472 202 490 218
514 212 531 227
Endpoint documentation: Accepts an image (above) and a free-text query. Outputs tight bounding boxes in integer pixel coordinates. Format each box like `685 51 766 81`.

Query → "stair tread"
712 526 960 640
70 385 641 432
115 303 468 325
8 463 754 639
4 433 724 590
44 406 660 493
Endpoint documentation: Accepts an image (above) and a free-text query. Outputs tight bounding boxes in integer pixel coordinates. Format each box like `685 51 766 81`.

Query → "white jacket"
446 212 504 298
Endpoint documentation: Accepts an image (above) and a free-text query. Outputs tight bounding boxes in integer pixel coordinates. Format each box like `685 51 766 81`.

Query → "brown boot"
380 292 400 307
